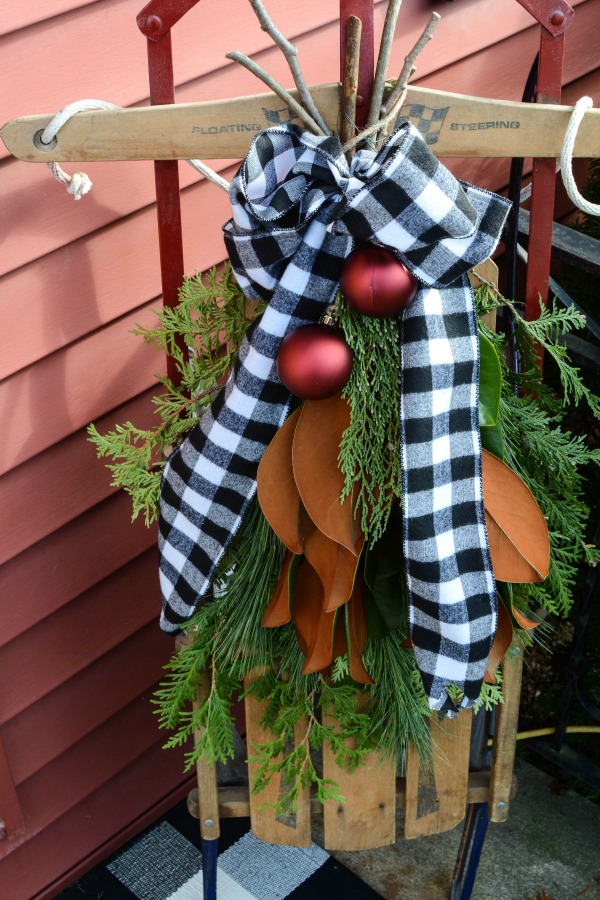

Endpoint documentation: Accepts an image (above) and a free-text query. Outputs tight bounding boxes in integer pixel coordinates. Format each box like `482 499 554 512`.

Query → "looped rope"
41 100 120 200
42 99 231 199
560 96 600 217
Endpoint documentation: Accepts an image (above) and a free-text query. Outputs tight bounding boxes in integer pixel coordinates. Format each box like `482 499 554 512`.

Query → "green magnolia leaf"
371 572 407 630
363 506 408 637
479 333 502 427
480 422 505 460
364 590 389 638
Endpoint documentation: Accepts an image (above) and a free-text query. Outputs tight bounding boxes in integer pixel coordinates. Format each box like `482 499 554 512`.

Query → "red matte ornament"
341 243 418 317
276 325 353 400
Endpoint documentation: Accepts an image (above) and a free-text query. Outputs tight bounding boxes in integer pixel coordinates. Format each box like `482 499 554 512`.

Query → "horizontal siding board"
0 744 192 900
0 304 164 475
28 691 163 803
0 390 157 567
0 493 155 642
0 549 160 723
420 0 600 100
0 735 25 835
12 696 176 842
0 171 235 378
2 623 173 785
0 0 99 39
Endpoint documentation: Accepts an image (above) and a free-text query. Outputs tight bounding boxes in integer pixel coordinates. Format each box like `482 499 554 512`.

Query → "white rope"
41 100 120 199
560 96 600 217
41 98 231 198
186 157 230 192
519 161 561 204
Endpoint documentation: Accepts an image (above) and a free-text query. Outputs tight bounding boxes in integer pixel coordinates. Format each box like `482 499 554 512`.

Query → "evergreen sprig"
87 264 254 525
337 294 403 546
94 259 600 800
475 285 600 621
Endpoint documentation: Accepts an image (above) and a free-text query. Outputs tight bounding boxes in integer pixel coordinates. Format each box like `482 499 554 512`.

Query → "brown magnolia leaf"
292 394 363 555
484 600 513 684
303 528 361 613
257 407 311 554
511 605 539 630
346 574 374 685
291 558 336 674
482 448 550 583
262 550 294 628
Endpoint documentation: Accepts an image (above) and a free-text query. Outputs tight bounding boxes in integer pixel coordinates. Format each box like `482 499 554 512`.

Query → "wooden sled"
1 1 598 897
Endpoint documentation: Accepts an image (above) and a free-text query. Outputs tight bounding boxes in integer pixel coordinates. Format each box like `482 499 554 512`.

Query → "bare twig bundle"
198 1 442 191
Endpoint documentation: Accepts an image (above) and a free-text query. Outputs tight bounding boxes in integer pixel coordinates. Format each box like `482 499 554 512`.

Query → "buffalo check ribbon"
158 122 510 713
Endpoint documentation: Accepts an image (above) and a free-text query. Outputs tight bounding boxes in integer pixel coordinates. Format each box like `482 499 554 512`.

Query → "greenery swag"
89 265 600 812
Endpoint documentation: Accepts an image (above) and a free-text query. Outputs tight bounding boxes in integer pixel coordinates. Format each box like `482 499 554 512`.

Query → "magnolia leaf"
511 605 540 629
496 580 540 630
482 448 550 583
363 506 407 635
364 589 389 638
291 558 336 674
484 599 514 684
303 528 361 613
480 422 505 460
479 333 502 427
292 394 363 555
345 575 374 685
257 406 307 553
262 550 294 628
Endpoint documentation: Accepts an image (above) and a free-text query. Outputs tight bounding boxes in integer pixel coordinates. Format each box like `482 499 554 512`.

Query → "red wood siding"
0 2 597 897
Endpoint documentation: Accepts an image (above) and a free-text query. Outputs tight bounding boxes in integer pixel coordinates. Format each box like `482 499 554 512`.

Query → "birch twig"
382 11 441 116
248 0 331 135
340 15 362 156
343 12 440 153
365 0 403 136
225 51 325 135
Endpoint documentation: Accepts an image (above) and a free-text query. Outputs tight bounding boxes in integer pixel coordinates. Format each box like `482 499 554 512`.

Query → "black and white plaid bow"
158 122 510 712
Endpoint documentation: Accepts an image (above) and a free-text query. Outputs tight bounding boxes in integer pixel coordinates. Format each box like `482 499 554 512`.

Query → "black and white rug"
58 802 383 899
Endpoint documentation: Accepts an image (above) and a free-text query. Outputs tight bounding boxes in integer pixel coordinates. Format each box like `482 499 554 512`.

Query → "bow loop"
234 125 347 228
226 122 509 294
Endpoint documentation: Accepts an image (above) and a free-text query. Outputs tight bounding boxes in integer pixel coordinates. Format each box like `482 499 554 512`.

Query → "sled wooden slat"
2 84 599 164
186 768 518 823
321 703 396 851
243 671 311 847
404 709 473 840
488 643 525 823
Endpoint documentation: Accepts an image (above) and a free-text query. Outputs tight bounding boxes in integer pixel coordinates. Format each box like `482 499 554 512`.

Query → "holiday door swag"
158 120 538 714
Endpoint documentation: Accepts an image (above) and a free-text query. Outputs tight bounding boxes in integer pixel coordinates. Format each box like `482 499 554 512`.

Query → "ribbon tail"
401 274 497 713
158 217 350 632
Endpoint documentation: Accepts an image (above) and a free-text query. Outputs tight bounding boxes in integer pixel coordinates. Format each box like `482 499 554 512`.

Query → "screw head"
496 801 507 810
204 818 214 827
549 10 565 26
145 14 163 33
